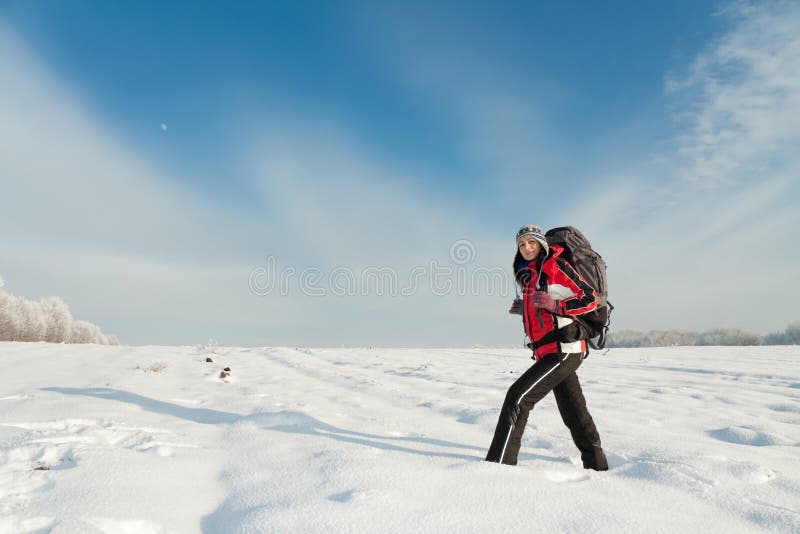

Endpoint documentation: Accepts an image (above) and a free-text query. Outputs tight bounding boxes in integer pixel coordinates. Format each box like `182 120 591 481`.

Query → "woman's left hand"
531 291 559 314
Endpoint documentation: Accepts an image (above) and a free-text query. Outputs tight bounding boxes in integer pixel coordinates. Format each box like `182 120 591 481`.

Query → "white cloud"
591 1 800 333
352 4 565 210
238 120 524 346
246 122 478 267
358 1 800 334
0 24 276 344
667 0 800 186
0 26 248 263
0 24 517 347
4 0 797 347
250 0 800 338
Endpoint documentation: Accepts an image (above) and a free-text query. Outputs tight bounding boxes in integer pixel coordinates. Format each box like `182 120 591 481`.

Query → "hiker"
485 225 608 470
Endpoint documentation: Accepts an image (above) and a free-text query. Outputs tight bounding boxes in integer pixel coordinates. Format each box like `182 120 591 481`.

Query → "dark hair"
513 250 531 288
513 244 549 289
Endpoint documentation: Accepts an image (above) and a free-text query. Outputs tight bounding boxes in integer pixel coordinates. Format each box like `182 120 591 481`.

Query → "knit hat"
516 225 548 255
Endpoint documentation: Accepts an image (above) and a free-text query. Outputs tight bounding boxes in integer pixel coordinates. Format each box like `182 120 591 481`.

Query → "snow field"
0 342 798 533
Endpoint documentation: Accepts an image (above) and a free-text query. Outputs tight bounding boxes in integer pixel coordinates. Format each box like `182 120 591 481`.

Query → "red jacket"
521 244 598 359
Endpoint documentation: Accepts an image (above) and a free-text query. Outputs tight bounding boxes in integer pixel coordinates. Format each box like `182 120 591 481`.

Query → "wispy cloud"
358 1 800 334
0 24 517 346
245 121 483 267
0 25 250 263
3 1 798 345
667 0 800 186
0 24 267 343
352 4 564 213
238 118 522 346
597 0 800 332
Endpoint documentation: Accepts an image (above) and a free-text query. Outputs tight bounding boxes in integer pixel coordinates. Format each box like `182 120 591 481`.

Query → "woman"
485 225 608 470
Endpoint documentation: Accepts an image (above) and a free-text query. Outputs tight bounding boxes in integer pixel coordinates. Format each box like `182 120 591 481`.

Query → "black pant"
485 352 606 469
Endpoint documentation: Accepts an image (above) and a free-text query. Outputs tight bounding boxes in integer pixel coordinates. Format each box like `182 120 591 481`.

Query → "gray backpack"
545 226 613 350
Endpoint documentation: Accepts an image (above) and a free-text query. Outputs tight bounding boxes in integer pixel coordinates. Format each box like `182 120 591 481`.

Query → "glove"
508 299 523 315
531 291 560 314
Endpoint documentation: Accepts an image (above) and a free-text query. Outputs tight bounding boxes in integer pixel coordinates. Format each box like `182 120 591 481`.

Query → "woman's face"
518 237 542 261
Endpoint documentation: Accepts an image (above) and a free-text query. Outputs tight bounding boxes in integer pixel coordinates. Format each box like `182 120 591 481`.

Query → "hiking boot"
582 445 608 471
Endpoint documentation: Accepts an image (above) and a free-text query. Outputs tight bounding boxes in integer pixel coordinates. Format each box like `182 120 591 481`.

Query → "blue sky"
4 2 462 197
1 0 719 199
1 1 798 346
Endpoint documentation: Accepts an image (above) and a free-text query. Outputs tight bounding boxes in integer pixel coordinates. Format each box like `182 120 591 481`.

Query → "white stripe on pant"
498 356 566 463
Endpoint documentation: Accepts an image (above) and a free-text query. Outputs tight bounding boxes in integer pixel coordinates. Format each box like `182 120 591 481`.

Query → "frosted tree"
763 322 800 345
69 320 104 344
42 297 73 343
0 292 22 341
785 322 800 345
608 327 761 347
19 299 46 342
0 273 118 345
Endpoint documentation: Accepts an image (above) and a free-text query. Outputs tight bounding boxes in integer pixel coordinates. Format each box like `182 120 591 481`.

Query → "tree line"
0 274 118 345
606 322 800 348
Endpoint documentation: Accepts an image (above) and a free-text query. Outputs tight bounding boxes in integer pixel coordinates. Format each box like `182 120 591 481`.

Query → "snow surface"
1 342 799 533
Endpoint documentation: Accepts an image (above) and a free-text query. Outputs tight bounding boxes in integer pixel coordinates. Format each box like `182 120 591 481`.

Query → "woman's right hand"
508 299 523 315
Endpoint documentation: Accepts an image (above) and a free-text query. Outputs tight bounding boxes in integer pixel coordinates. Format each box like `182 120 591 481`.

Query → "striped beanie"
515 225 548 255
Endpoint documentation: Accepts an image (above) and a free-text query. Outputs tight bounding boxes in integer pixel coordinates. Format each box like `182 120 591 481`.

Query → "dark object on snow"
219 371 230 380
206 357 214 363
223 367 231 372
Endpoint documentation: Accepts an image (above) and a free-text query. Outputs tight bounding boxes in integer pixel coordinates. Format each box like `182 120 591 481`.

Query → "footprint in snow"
0 419 197 524
708 426 793 447
1 419 196 460
616 459 715 493
456 408 486 424
767 403 799 413
327 488 369 503
727 462 778 484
